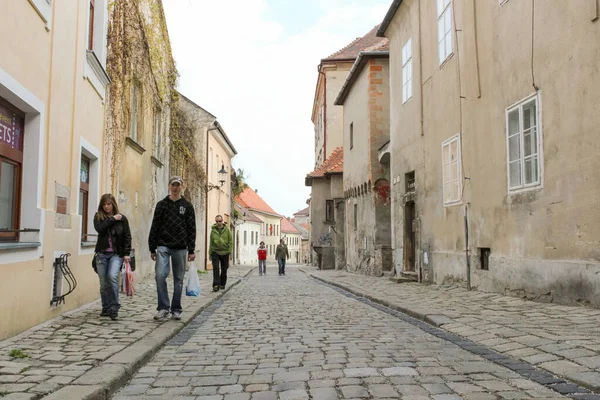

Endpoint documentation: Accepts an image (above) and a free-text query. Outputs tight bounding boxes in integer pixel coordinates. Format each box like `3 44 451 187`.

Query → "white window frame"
437 0 453 65
442 134 462 206
78 138 101 252
506 93 543 194
402 38 413 104
83 0 109 99
0 66 46 264
29 0 52 26
130 81 140 142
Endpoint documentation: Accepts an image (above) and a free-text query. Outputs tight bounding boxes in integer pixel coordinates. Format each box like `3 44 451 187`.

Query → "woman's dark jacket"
94 213 132 257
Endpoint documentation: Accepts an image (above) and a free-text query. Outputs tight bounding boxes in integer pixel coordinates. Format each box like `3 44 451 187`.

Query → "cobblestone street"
111 265 593 400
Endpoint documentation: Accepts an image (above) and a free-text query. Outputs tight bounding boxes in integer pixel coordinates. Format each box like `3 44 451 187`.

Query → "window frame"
442 134 462 206
130 80 141 143
505 93 543 193
402 37 413 104
79 155 90 242
437 0 454 65
325 200 334 222
349 122 354 149
87 0 95 51
353 204 358 230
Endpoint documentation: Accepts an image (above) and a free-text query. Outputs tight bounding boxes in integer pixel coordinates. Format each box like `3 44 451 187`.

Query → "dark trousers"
211 252 229 287
278 257 286 275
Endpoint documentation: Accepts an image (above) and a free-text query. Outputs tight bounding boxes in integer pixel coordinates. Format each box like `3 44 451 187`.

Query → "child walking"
257 241 267 276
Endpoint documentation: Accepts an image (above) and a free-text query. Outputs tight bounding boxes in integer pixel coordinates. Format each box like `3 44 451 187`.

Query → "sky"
162 0 391 217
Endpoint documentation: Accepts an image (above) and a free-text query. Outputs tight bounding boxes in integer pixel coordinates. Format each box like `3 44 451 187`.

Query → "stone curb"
42 267 255 400
300 269 600 395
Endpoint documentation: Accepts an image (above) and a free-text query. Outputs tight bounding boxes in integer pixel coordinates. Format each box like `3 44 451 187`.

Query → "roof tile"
324 25 389 61
236 187 279 216
307 147 344 178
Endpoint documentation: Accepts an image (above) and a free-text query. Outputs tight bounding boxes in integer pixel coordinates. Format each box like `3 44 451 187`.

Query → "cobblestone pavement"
304 268 600 394
111 265 588 400
0 265 253 399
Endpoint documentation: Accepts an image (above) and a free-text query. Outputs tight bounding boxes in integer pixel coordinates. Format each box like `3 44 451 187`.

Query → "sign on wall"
0 102 24 153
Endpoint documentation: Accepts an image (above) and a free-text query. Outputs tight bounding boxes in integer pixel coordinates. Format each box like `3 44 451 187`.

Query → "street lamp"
206 164 228 192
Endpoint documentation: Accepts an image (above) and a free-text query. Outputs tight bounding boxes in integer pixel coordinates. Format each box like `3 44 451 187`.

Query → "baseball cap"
169 176 183 185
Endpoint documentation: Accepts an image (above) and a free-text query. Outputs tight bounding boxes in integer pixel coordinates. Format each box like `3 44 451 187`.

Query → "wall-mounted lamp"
206 164 228 192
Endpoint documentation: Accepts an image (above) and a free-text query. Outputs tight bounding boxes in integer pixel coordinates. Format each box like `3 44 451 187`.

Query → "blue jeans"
278 258 286 275
96 252 123 313
258 259 266 275
155 246 187 312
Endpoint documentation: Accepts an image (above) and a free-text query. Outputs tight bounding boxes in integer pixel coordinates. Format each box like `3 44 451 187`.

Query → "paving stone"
343 367 378 377
340 385 369 398
310 387 338 400
367 383 398 397
219 384 243 394
250 392 277 400
382 366 418 376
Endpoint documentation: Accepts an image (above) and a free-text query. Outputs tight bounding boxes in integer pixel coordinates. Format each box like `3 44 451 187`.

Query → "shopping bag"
121 265 127 293
124 260 135 297
186 262 201 296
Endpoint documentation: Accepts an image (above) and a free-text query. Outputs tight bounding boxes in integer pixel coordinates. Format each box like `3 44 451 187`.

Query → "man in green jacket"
209 214 233 292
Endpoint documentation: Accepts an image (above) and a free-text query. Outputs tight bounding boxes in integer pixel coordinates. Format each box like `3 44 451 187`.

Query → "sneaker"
213 285 220 292
109 312 118 321
100 310 110 317
171 311 182 320
154 309 170 320
220 285 225 290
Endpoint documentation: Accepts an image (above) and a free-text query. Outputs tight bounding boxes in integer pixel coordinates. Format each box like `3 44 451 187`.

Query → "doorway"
404 201 416 272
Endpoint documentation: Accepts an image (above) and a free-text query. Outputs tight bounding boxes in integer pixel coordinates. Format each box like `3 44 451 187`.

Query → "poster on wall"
0 102 24 153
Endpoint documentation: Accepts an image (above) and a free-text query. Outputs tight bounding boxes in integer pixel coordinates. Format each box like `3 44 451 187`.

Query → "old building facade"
379 0 600 305
236 188 282 261
103 0 178 277
233 202 262 266
0 0 110 339
335 48 392 277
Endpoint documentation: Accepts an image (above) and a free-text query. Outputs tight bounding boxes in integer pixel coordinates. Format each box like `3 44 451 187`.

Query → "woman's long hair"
96 193 119 221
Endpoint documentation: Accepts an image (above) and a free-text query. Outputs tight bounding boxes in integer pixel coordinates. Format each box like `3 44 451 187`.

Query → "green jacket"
209 224 233 255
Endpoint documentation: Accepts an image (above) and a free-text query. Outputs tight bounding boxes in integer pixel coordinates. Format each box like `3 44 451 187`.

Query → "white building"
233 203 262 265
282 217 302 263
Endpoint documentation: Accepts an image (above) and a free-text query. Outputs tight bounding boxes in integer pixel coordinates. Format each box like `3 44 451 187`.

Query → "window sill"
151 156 163 167
84 50 110 100
125 137 146 154
0 242 41 251
439 52 455 69
323 221 335 226
443 200 462 208
81 241 96 248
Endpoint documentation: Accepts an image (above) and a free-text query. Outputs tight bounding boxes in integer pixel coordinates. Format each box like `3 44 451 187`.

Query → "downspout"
593 0 599 21
472 0 482 98
418 0 424 136
204 121 220 270
318 64 327 162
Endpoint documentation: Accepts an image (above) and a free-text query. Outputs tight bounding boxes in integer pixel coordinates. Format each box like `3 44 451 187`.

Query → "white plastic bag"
186 262 201 296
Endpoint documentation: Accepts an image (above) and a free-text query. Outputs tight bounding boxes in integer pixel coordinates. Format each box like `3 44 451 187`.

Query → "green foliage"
8 349 28 359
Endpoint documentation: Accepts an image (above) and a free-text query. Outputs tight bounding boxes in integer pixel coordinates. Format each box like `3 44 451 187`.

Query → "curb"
300 269 600 395
43 267 255 400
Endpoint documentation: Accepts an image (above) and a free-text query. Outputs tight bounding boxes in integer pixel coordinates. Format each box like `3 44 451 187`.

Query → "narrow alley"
111 266 586 400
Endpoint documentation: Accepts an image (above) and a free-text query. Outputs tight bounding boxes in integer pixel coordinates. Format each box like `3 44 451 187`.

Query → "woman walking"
94 194 132 320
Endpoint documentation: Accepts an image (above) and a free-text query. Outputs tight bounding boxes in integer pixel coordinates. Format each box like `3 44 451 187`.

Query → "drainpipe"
204 120 220 270
593 0 599 21
465 205 471 290
318 64 327 162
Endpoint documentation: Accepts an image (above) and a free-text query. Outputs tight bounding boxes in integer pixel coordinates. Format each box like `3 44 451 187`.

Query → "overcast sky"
162 0 391 217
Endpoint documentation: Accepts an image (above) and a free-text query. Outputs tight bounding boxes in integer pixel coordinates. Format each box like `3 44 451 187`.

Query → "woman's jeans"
258 259 266 275
155 246 187 312
96 252 123 314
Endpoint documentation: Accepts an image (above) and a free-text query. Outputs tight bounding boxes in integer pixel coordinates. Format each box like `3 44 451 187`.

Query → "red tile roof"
234 202 262 223
323 25 389 61
236 187 279 216
293 207 309 217
307 147 344 178
281 217 300 234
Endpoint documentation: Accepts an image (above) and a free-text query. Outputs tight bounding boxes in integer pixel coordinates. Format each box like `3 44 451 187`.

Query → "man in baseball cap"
148 174 196 321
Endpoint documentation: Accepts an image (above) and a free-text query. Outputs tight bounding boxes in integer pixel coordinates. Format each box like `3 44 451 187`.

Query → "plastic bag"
121 260 135 297
186 262 201 296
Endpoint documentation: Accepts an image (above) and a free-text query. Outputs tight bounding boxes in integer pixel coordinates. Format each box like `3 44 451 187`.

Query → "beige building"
281 217 301 263
233 202 262 265
236 187 282 261
0 0 110 339
379 0 600 305
334 47 392 277
308 26 390 270
205 122 237 269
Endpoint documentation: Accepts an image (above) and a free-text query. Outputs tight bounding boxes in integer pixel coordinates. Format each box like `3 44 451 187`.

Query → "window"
153 109 162 160
244 231 247 245
353 204 358 230
325 200 334 222
402 38 413 103
437 0 453 64
507 95 541 191
0 101 24 241
79 156 90 241
88 0 95 51
442 134 462 205
130 81 141 142
350 123 354 149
